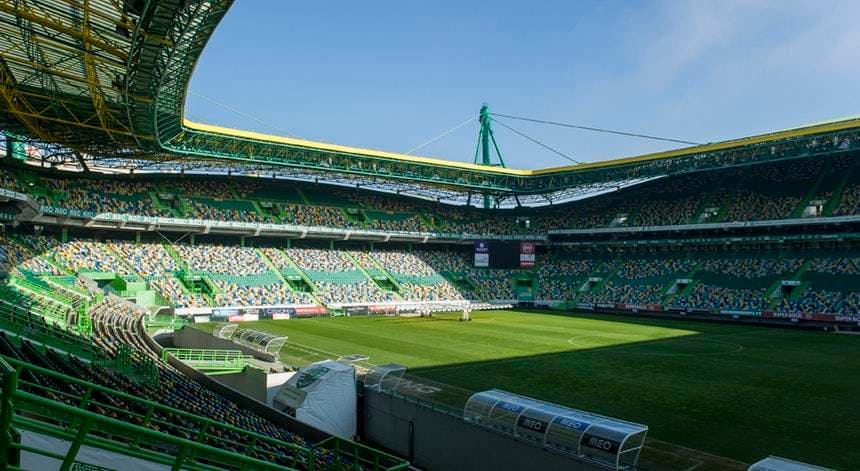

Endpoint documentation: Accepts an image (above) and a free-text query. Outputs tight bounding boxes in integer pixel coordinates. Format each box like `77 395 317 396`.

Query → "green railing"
161 348 254 374
9 276 74 308
0 355 312 470
0 355 410 470
145 314 190 331
313 437 410 471
0 299 98 360
42 276 93 302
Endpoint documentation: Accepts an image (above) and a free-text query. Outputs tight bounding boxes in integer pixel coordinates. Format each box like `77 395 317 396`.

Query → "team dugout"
464 389 648 470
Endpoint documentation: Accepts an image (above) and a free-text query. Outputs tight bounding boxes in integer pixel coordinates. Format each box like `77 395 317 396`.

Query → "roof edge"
184 115 860 178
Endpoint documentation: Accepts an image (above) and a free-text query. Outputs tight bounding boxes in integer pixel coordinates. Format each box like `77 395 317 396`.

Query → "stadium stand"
358 249 468 301
2 152 859 235
0 257 405 469
275 247 397 304
175 244 315 306
781 256 860 314
0 2 858 467
1 235 859 318
833 164 860 216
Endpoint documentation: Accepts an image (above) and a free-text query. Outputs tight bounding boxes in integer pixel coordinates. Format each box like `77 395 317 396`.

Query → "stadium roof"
1 0 859 205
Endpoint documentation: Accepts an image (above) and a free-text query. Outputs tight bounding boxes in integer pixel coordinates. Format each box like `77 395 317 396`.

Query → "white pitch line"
680 459 704 471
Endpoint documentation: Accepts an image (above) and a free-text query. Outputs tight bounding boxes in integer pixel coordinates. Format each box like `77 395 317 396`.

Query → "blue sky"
187 0 860 169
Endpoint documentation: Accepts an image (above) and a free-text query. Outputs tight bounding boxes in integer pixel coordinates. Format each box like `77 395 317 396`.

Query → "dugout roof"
464 389 647 470
1 1 859 204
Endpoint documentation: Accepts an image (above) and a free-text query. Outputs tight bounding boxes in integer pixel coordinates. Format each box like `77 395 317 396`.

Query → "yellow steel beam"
0 56 57 143
82 0 124 141
0 0 128 61
0 52 150 103
0 85 148 140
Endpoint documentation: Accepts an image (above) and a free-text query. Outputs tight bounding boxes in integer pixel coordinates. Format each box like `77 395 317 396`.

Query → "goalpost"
394 301 473 320
460 303 472 322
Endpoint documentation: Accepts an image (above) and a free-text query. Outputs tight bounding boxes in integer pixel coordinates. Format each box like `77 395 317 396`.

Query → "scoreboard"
474 241 536 268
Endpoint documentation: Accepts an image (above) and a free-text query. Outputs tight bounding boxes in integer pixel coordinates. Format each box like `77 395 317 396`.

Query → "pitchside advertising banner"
573 303 860 324
196 306 328 322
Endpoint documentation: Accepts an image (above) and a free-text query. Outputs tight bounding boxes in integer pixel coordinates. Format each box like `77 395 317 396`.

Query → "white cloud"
630 0 860 88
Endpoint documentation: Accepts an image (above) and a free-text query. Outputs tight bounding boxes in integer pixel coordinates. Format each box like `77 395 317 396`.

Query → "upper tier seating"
1 153 856 236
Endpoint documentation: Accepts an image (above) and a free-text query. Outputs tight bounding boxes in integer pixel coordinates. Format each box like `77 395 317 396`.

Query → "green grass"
212 310 860 469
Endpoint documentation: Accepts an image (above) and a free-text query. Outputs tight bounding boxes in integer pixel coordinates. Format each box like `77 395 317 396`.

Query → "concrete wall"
173 325 277 362
143 329 329 443
213 368 293 406
213 368 269 404
363 389 602 471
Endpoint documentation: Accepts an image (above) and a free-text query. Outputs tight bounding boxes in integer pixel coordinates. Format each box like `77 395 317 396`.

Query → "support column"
474 104 506 209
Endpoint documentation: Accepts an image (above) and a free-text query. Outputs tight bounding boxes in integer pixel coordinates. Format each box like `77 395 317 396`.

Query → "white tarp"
21 431 170 471
273 360 357 439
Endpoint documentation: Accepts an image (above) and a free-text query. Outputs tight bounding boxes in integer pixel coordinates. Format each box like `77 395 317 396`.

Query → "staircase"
417 211 436 230
664 262 703 305
351 251 402 293
343 208 367 225
149 191 178 217
265 248 322 304
345 251 402 296
255 248 321 303
574 261 617 301
295 188 311 205
690 173 729 224
673 280 701 302
791 171 826 219
765 259 811 309
162 243 188 272
821 160 859 216
714 173 749 223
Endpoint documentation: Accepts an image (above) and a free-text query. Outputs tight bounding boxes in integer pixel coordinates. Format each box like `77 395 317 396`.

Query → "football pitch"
220 310 860 469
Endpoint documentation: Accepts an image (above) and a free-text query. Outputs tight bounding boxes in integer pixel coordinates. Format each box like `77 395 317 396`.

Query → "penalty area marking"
566 335 745 357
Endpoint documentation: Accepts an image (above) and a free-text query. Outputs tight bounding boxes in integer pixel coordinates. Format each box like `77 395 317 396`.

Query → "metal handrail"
0 301 98 358
0 352 411 470
314 436 411 471
7 388 304 470
0 354 310 463
161 348 254 371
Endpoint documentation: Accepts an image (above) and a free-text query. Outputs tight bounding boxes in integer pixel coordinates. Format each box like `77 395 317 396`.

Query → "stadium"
0 1 857 470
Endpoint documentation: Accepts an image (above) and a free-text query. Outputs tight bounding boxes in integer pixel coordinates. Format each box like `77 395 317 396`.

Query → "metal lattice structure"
1 1 860 205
